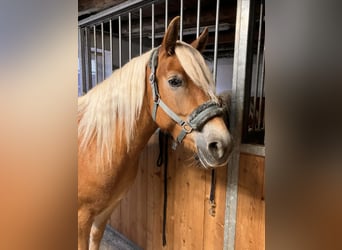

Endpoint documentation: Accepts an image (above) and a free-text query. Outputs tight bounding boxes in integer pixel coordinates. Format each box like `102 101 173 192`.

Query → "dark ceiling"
78 0 263 58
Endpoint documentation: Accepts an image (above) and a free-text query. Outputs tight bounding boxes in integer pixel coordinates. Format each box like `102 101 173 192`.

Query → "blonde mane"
78 50 152 168
78 42 217 169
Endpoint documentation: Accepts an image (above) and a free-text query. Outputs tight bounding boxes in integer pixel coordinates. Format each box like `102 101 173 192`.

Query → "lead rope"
209 169 217 216
156 130 168 246
208 94 231 217
157 131 217 248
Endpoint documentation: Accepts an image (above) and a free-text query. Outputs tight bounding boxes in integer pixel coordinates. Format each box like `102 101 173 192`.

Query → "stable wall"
110 134 265 250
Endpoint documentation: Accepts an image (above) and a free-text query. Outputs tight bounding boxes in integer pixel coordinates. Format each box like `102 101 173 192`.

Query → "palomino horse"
78 16 233 250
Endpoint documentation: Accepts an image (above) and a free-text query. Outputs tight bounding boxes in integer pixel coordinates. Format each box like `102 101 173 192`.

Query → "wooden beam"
79 0 126 12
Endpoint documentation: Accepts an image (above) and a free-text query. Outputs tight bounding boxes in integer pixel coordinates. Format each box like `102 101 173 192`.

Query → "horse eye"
168 77 183 87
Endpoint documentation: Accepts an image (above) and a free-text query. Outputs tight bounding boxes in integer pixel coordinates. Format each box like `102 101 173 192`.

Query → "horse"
78 16 233 250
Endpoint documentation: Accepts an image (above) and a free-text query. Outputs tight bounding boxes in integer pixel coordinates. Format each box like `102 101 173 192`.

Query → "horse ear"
191 27 209 52
162 16 180 56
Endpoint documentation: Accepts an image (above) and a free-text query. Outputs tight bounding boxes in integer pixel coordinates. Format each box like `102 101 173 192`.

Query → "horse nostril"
208 141 224 160
208 141 218 151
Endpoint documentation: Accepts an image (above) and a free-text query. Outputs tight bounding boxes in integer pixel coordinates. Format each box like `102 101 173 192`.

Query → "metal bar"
139 8 142 55
165 0 168 31
118 15 122 68
253 2 263 130
84 27 89 92
85 27 92 91
152 23 230 39
79 27 86 95
93 25 98 84
101 22 105 80
128 12 132 60
241 0 256 143
258 45 265 129
109 19 113 73
196 0 201 38
213 0 220 84
180 0 183 41
223 0 252 249
240 144 265 156
152 3 155 48
79 0 155 27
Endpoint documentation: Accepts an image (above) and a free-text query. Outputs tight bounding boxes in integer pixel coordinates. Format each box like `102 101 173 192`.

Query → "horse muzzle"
195 125 233 169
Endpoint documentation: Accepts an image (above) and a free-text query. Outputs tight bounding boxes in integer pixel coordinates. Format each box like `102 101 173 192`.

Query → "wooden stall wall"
110 136 265 250
110 132 228 249
235 153 265 250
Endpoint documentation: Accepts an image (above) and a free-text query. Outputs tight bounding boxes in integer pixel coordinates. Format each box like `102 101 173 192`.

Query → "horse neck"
123 85 157 156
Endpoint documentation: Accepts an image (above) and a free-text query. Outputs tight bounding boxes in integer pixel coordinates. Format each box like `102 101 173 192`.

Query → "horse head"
147 16 233 168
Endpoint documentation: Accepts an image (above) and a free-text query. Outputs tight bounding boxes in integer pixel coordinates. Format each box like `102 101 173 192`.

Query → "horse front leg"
78 208 93 250
89 221 107 250
89 207 115 250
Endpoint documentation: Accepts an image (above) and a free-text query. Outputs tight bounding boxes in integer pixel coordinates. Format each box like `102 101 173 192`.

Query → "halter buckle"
149 72 155 83
181 122 193 133
154 95 160 104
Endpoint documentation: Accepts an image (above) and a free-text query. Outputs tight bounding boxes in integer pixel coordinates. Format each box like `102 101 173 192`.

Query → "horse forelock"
174 41 218 102
78 50 153 169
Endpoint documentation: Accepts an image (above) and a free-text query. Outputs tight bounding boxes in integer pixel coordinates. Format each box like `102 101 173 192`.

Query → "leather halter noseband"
149 47 223 145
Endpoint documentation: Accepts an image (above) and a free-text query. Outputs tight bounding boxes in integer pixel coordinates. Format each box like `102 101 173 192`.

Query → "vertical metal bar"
258 46 265 129
84 28 89 92
252 2 263 130
85 27 92 91
101 22 105 81
152 3 155 48
128 12 132 60
213 0 220 84
196 0 201 38
180 0 183 41
93 25 98 84
85 27 89 92
165 0 168 32
118 15 122 68
139 8 142 55
223 0 251 249
78 27 86 96
109 19 113 74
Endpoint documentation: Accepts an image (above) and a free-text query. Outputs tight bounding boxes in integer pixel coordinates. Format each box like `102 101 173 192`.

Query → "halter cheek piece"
149 47 224 146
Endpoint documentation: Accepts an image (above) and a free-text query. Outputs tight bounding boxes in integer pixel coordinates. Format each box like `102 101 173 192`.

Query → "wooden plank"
138 143 149 247
235 153 265 250
171 144 206 250
145 136 155 249
125 142 148 248
79 0 126 12
110 202 121 230
118 168 136 244
146 133 164 249
162 139 176 250
203 166 228 250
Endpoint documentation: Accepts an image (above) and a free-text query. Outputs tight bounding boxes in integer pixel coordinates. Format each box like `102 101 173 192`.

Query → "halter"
149 47 224 146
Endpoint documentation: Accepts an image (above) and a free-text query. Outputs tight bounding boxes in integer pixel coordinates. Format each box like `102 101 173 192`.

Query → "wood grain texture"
110 133 230 249
235 153 265 250
147 134 163 249
203 166 228 250
162 141 176 250
171 145 206 250
110 202 121 232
